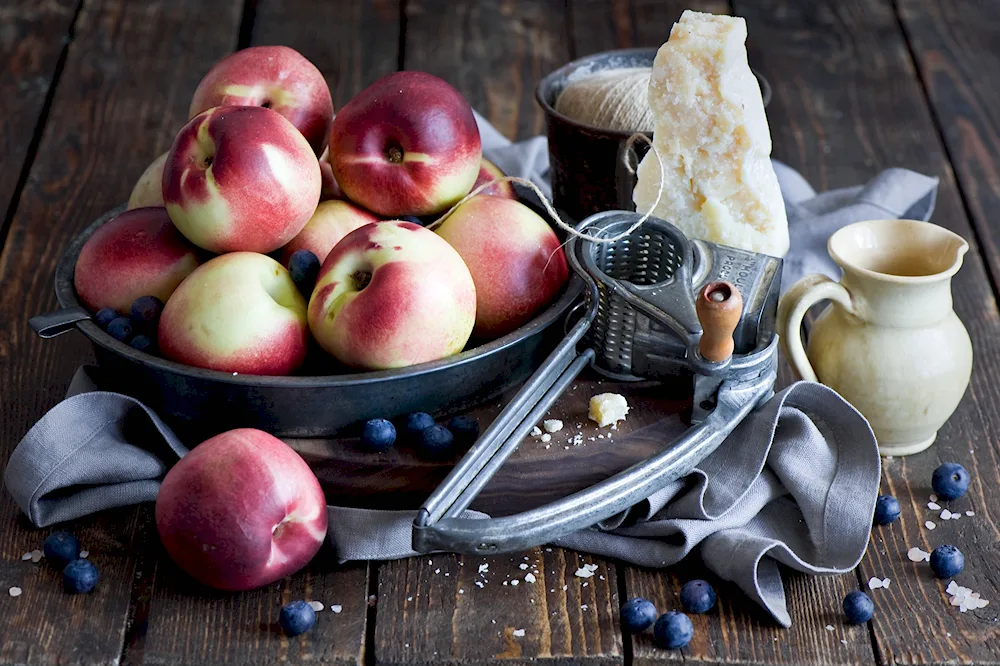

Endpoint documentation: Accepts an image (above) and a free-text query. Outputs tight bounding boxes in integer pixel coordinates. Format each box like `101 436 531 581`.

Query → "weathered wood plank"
735 1 1000 665
0 0 79 232
251 0 399 109
403 0 570 141
376 548 621 666
0 1 244 664
568 0 727 55
895 0 1000 328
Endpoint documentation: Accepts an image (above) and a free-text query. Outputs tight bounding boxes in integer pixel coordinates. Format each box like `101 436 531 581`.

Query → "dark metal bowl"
536 47 771 222
38 206 580 439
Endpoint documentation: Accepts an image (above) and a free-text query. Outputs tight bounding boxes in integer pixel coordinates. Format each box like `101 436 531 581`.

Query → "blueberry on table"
63 559 99 594
929 544 964 578
679 579 717 614
130 295 164 327
362 418 396 452
404 412 435 437
94 307 117 328
653 611 694 649
288 249 321 296
932 463 970 501
43 531 81 567
279 600 317 636
447 415 480 445
842 591 874 624
873 495 901 525
106 316 133 342
619 597 657 633
416 424 456 460
130 335 155 353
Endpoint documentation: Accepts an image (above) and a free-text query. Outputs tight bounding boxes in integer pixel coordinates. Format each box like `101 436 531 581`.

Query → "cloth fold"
5 114 932 626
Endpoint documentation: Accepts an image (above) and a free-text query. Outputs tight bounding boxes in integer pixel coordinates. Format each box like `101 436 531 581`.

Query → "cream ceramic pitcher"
777 219 972 456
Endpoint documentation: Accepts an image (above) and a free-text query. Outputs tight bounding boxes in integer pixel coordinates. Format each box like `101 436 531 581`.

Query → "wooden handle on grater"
696 281 743 362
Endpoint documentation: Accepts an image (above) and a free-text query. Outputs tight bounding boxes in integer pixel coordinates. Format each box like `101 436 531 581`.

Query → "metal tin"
536 47 772 222
38 206 580 440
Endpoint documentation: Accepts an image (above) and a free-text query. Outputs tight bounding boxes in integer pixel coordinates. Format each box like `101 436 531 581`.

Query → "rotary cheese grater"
413 211 782 555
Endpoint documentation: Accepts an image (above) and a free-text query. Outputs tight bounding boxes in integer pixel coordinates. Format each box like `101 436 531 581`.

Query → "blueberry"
279 600 316 636
106 316 133 342
679 579 716 614
873 495 901 525
930 544 965 578
415 424 456 460
619 597 657 633
94 307 118 328
446 415 480 445
63 559 99 594
653 611 694 649
842 591 874 624
404 412 435 437
130 295 164 327
43 531 81 567
932 463 970 501
288 249 321 296
362 418 396 452
130 334 155 353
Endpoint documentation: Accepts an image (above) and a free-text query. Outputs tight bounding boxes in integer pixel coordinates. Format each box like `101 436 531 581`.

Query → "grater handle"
411 367 776 555
696 281 743 362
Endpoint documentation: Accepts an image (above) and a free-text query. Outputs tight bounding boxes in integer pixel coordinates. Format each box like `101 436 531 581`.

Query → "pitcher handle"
776 274 853 382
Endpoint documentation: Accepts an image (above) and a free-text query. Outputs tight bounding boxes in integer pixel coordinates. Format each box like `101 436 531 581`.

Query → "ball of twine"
554 67 654 133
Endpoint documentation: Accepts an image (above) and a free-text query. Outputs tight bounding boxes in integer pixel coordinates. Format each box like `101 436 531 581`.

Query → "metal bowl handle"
29 306 92 339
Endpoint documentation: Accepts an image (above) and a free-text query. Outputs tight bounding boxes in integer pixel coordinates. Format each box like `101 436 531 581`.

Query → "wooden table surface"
3 0 1000 664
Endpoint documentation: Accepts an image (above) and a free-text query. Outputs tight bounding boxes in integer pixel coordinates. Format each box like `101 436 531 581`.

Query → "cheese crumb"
589 394 629 427
575 563 599 578
543 419 563 433
530 426 542 437
541 433 551 443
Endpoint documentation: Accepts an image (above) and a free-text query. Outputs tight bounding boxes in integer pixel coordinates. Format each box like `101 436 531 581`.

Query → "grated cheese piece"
588 394 629 428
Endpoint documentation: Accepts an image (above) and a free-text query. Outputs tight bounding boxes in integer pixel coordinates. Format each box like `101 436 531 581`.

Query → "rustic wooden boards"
737 1 1000 665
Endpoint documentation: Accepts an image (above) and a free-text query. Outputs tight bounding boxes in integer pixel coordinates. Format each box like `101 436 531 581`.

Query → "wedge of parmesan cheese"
633 10 788 257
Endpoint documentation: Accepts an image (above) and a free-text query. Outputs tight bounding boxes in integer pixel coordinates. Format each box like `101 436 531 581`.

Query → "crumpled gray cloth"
5 113 928 627
472 112 940 291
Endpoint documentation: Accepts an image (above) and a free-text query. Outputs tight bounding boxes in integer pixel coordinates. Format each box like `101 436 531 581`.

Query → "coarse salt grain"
825 625 835 631
908 547 931 562
512 629 525 637
925 521 936 530
30 550 42 563
581 604 589 611
941 509 953 520
519 563 528 570
928 502 941 510
543 420 563 433
930 494 938 502
525 573 536 583
476 581 484 588
575 564 598 578
20 552 31 561
79 550 89 559
308 601 324 612
966 510 975 516
882 578 890 588
869 577 884 590
8 587 21 597
331 605 342 613
479 564 489 573
511 580 519 586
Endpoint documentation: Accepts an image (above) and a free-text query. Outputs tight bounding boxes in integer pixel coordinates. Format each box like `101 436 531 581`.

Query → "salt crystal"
825 625 835 631
512 629 525 637
503 581 508 586
459 589 464 594
966 510 975 516
543 419 563 433
476 581 484 588
941 509 953 520
562 585 568 591
869 577 883 590
20 553 31 561
882 578 890 588
946 581 960 594
435 568 440 574
30 550 42 563
575 563 598 578
841 639 848 645
581 604 589 611
908 547 931 562
583 582 588 587
530 426 542 437
8 587 21 597
511 579 519 586
407 596 413 601
925 521 936 530
308 601 324 612
79 550 89 559
479 564 489 573
519 563 529 570
525 573 536 583
930 494 938 502
331 605 342 613
928 502 941 510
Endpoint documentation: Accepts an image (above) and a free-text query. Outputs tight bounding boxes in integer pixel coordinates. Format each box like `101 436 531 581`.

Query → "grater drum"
413 210 782 555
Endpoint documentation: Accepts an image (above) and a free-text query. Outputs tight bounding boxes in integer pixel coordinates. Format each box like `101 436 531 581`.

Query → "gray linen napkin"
4 114 935 626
